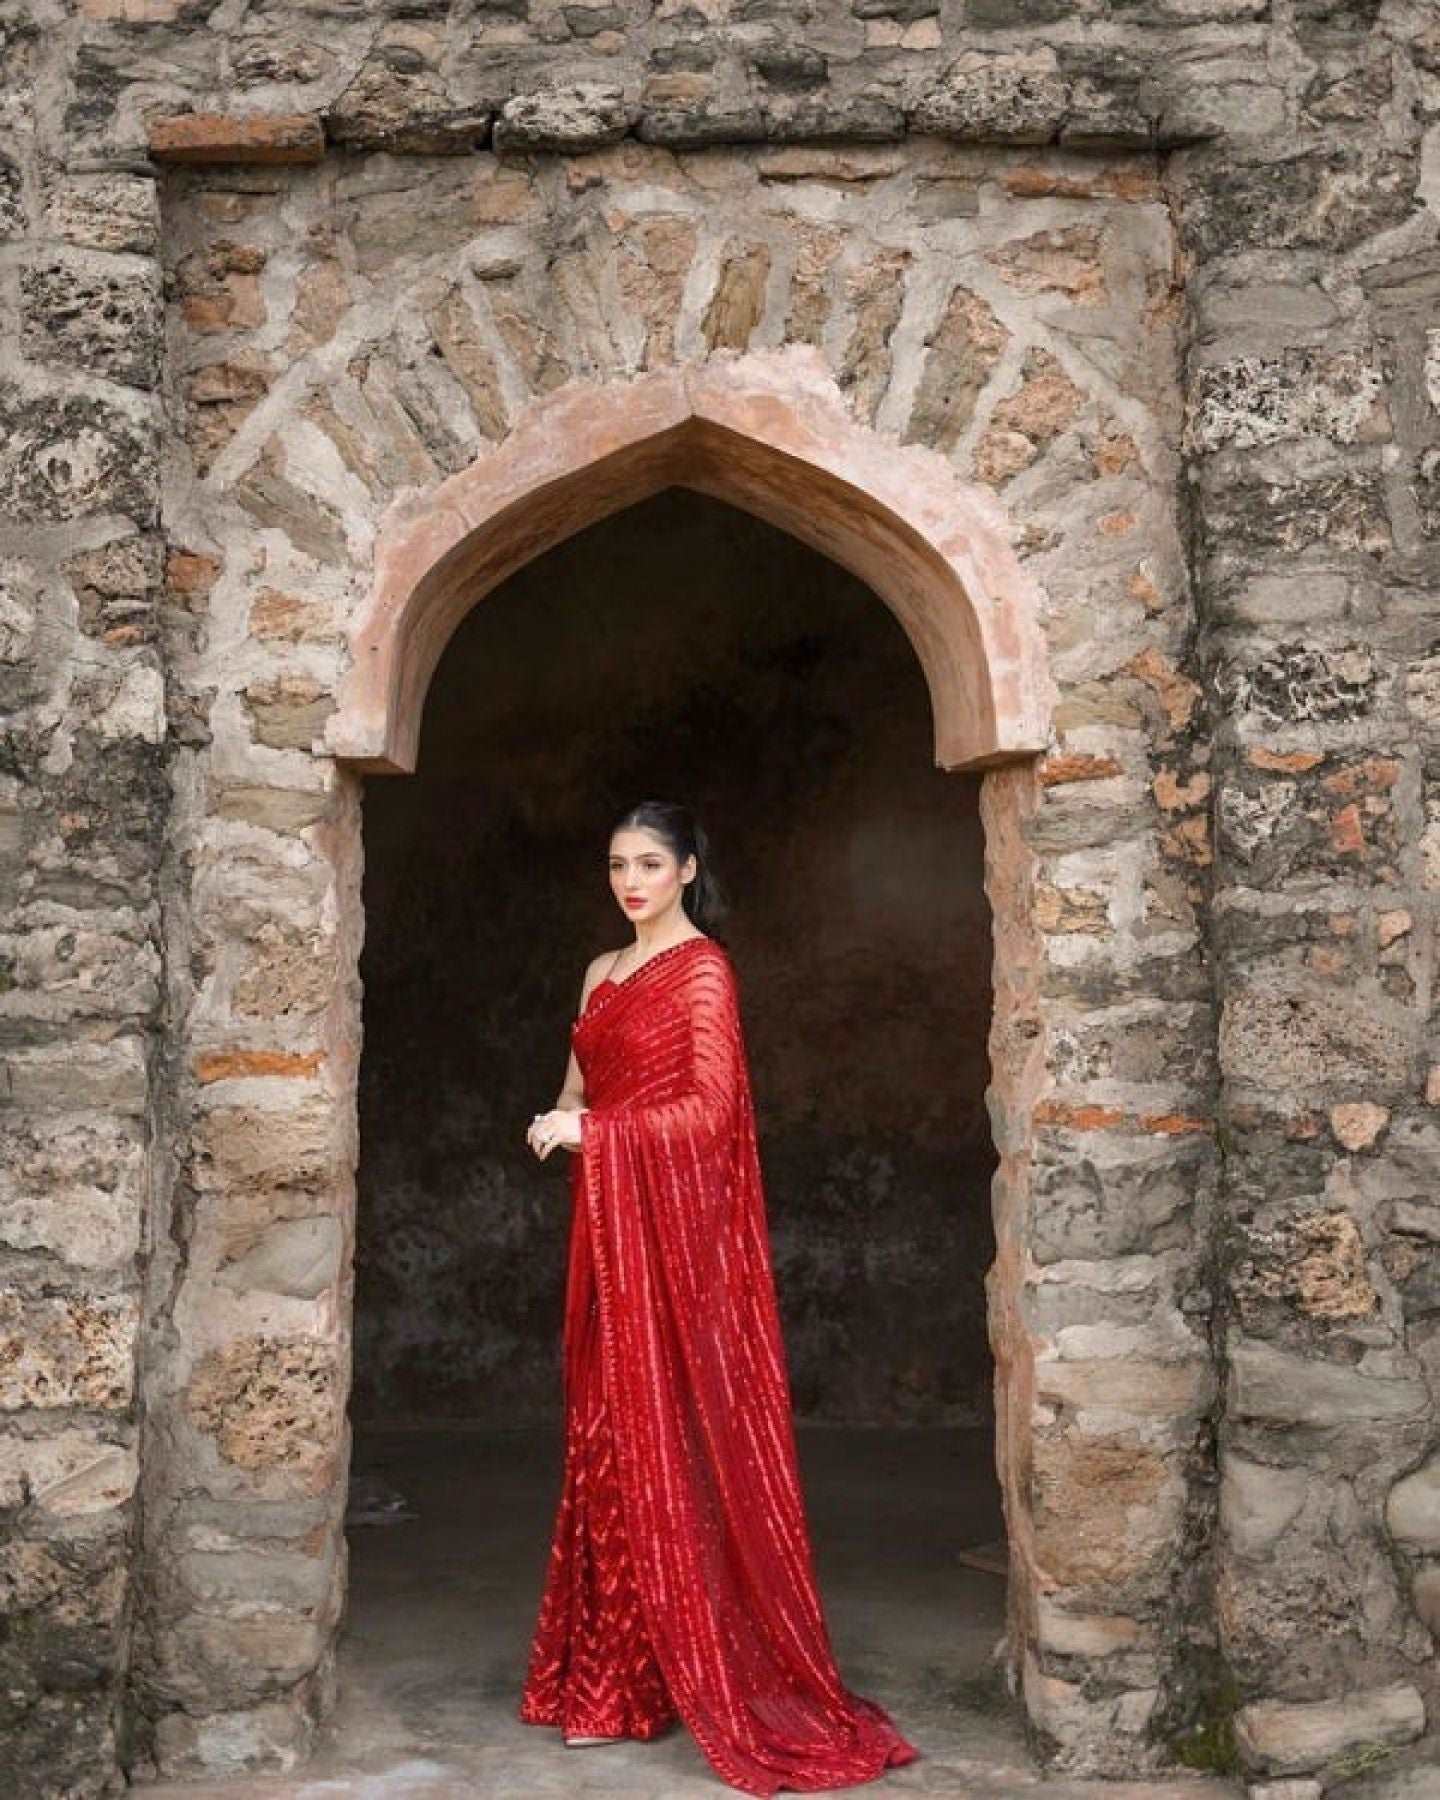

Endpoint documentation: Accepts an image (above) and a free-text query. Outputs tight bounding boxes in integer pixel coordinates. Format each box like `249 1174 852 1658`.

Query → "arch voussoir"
327 347 1052 777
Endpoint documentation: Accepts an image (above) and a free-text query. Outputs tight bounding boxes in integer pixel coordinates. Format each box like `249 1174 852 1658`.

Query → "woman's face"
608 827 696 926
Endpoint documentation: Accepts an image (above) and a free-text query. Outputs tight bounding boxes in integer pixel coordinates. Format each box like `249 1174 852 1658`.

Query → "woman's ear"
682 855 697 885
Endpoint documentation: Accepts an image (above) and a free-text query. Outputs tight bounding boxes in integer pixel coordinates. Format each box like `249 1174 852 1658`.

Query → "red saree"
518 935 919 1794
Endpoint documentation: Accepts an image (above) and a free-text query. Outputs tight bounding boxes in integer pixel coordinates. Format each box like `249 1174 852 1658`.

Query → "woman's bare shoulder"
583 948 624 985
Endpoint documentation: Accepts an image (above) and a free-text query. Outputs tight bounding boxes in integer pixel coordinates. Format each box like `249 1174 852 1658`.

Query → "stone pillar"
0 7 166 1795
1173 20 1440 1780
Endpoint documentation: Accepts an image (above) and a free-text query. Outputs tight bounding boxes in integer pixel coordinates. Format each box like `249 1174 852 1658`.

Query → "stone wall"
0 0 1436 1795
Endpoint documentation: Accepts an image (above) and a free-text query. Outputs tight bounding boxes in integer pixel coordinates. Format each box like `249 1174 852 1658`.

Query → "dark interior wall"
354 490 995 1429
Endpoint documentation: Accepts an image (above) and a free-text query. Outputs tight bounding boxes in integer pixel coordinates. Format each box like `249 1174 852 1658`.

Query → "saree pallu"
518 935 919 1795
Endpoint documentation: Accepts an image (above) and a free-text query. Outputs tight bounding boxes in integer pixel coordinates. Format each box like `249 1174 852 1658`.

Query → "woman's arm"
554 1042 586 1112
527 954 611 1160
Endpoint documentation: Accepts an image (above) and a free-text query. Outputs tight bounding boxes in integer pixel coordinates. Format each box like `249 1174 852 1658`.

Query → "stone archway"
329 344 1056 1748
327 347 1051 777
140 329 1221 1784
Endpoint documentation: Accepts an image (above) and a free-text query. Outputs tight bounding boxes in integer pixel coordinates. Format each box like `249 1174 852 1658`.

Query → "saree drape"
518 935 919 1795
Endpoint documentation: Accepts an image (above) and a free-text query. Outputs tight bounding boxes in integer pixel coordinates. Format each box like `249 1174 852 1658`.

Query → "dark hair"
609 800 727 936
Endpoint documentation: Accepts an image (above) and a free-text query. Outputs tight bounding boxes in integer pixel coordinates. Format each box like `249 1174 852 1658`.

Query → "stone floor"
144 1423 1242 1799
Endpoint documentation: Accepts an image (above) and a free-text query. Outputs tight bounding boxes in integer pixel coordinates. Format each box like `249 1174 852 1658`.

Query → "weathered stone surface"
0 1431 137 1516
0 1292 138 1412
185 1335 343 1479
1031 1429 1183 1584
190 1097 340 1192
1185 349 1387 454
1386 1454 1440 1553
1234 1681 1426 1777
1233 1209 1378 1325
905 281 1009 451
0 383 157 525
217 1215 343 1300
702 242 772 353
46 173 159 254
0 1118 145 1270
328 57 492 154
910 51 1070 142
496 81 630 151
175 237 267 335
975 346 1083 485
1220 986 1412 1091
986 225 1106 304
1229 1339 1430 1428
1180 147 1420 258
241 674 335 751
1220 1452 1309 1558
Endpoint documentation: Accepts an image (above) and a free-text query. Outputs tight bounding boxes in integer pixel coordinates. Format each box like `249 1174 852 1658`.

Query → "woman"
517 800 919 1795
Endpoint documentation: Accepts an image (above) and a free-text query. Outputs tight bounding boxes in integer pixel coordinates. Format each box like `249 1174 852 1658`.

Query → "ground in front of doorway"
141 1424 1241 1799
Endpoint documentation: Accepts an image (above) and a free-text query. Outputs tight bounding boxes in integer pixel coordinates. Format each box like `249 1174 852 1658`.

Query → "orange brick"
1329 803 1365 856
148 113 325 166
1035 1101 1125 1131
1247 746 1324 772
1139 1112 1213 1136
1039 752 1123 786
196 1049 325 1083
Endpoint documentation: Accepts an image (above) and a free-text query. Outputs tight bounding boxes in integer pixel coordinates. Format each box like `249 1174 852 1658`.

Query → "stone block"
1031 1429 1184 1585
1030 1131 1210 1262
189 1097 341 1194
46 174 159 254
702 243 772 354
0 1116 145 1271
1228 1339 1430 1428
327 59 491 154
241 675 335 751
0 1292 138 1413
1413 1565 1440 1637
1233 1681 1426 1777
0 1431 138 1517
909 51 1069 143
904 281 1009 452
174 1545 334 1612
985 224 1106 305
1180 147 1419 258
1034 1354 1214 1419
1220 1452 1309 1559
0 154 23 240
1021 1648 1161 1773
493 83 633 153
757 94 906 145
184 1334 343 1481
1385 1453 1440 1554
1185 349 1386 454
217 1216 343 1301
160 1612 330 1705
0 1038 149 1114
1219 986 1411 1091
0 382 157 526
153 1697 313 1777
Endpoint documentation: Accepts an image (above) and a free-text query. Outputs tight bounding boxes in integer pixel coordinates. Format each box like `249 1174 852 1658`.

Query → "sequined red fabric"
518 936 920 1794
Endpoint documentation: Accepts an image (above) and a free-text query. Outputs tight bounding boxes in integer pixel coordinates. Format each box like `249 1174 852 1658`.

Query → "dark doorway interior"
356 486 996 1430
336 489 1010 1785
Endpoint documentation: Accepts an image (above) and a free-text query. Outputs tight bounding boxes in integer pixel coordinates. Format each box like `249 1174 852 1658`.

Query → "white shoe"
565 1733 622 1746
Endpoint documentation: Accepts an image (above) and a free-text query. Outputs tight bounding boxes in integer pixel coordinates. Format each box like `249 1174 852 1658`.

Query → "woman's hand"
526 1107 585 1161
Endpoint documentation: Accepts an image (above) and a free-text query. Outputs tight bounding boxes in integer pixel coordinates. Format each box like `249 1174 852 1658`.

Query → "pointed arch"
327 346 1052 775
